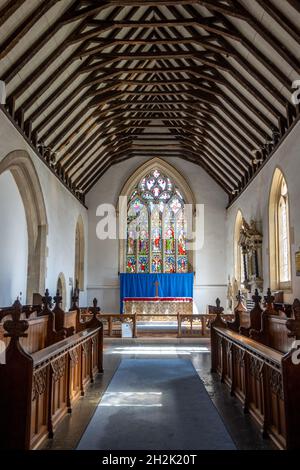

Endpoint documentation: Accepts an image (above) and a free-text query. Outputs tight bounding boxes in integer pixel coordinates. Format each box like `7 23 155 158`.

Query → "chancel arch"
74 215 85 291
269 168 292 292
0 150 48 303
118 159 195 274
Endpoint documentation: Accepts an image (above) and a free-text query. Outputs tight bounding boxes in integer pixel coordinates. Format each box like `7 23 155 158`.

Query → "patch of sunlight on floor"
110 346 209 355
100 392 163 407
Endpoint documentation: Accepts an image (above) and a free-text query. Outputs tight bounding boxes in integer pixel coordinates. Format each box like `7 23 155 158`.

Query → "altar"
123 297 194 315
120 273 194 313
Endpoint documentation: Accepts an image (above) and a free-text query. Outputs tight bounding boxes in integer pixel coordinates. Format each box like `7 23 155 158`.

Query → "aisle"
77 358 236 450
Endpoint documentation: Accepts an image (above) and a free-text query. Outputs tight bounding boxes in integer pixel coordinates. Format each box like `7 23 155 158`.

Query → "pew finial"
3 298 29 339
42 289 52 308
252 288 262 306
264 288 275 312
70 285 79 310
286 299 300 340
215 298 224 315
53 289 62 308
89 298 101 320
210 298 226 329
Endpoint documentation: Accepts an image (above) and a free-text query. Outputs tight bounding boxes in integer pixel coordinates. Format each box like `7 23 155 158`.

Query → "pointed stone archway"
0 150 48 303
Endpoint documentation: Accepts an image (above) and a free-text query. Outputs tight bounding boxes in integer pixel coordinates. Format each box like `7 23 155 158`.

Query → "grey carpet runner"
77 358 236 450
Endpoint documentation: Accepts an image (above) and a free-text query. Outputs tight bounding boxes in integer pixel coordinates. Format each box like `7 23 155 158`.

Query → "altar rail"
210 299 300 450
0 301 103 450
81 313 138 338
80 311 233 338
177 313 234 338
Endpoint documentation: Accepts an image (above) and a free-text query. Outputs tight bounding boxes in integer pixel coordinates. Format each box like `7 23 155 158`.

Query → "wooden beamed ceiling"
0 0 300 203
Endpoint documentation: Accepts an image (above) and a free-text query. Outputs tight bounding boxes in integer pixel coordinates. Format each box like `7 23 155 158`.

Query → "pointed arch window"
278 178 291 285
269 170 291 291
126 169 188 273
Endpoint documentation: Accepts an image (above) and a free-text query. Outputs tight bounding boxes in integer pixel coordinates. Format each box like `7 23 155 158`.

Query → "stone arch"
0 150 48 303
118 158 196 273
56 272 67 311
74 215 85 290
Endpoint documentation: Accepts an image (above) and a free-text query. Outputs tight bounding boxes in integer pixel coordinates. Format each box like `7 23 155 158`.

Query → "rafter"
69 17 242 44
0 0 299 203
0 0 27 28
0 1 60 60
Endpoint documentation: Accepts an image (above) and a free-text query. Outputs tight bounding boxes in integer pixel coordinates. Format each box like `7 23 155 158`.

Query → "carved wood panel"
212 328 290 449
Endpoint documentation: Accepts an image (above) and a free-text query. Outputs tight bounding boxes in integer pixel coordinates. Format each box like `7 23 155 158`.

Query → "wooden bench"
210 297 300 449
0 299 104 450
0 290 80 354
227 289 293 354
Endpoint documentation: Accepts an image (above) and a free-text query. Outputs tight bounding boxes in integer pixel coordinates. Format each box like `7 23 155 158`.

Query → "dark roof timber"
0 0 299 205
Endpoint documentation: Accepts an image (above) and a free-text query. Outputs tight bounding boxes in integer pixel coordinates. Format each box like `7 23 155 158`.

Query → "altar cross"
154 280 160 298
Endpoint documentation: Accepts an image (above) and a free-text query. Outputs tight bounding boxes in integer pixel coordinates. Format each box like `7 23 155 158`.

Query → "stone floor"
41 338 276 451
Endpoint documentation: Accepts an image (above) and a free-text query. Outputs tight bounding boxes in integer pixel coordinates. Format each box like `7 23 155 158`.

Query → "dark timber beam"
0 0 27 27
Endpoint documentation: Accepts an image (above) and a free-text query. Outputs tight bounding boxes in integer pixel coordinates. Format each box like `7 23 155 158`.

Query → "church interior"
0 0 300 456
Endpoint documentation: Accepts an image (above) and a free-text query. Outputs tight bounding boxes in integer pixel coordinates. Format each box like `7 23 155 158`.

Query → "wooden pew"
235 288 293 354
250 289 293 353
210 298 300 449
0 315 48 354
69 287 103 333
52 289 75 337
234 289 293 352
239 289 263 337
38 288 81 346
0 299 103 450
1 298 49 354
0 289 79 354
226 291 248 332
0 303 42 322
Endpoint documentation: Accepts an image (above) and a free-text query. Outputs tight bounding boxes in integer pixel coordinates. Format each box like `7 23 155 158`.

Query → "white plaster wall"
86 156 228 313
226 121 300 304
0 111 88 307
0 171 28 305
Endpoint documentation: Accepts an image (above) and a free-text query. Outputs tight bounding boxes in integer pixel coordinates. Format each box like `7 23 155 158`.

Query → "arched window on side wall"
234 210 245 288
269 169 291 291
75 216 85 290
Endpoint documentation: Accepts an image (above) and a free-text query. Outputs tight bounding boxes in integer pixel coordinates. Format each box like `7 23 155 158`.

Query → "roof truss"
0 0 299 204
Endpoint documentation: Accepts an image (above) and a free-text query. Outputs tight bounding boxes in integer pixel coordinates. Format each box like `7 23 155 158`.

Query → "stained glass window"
126 169 189 273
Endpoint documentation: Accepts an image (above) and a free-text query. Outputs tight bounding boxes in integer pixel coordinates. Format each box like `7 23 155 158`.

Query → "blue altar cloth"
119 273 194 313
